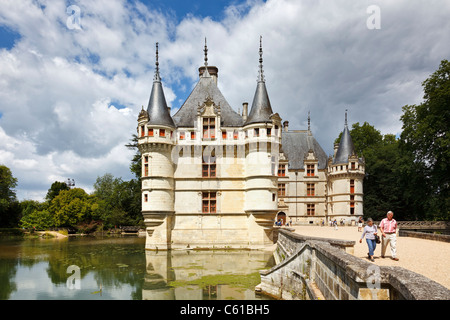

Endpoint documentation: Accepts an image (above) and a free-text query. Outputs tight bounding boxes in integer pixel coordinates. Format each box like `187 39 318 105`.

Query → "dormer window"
278 164 286 177
203 118 215 139
307 164 315 176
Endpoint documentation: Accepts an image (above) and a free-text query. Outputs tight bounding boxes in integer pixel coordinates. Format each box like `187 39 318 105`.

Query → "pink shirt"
379 218 397 233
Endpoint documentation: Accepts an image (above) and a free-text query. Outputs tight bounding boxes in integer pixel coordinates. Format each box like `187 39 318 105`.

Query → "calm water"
0 236 274 300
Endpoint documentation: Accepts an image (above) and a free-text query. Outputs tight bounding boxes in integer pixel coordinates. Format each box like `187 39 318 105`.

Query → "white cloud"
1 0 449 201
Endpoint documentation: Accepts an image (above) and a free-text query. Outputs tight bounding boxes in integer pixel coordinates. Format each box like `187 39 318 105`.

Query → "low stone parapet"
399 230 450 243
257 229 450 300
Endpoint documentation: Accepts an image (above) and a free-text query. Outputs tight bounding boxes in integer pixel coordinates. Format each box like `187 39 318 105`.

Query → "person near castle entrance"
379 211 399 261
359 218 378 262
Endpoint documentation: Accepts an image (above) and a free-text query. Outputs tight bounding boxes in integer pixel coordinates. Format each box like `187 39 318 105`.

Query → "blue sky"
0 25 20 49
1 0 449 201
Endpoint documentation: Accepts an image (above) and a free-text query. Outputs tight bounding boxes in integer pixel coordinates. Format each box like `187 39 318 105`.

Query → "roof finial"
308 110 311 131
258 35 265 82
154 42 161 81
204 37 208 67
345 109 348 126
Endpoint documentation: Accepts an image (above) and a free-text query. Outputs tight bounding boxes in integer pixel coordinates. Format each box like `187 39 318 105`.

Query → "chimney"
199 66 219 85
242 102 248 121
334 143 339 158
283 120 289 132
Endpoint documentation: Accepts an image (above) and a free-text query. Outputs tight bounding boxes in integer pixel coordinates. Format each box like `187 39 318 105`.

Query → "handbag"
374 234 381 244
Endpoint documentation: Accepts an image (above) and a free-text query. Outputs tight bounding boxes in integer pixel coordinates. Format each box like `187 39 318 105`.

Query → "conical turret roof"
333 112 356 164
244 36 273 125
146 43 175 128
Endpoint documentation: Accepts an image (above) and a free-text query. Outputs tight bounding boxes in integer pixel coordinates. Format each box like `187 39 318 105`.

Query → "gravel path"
291 225 450 289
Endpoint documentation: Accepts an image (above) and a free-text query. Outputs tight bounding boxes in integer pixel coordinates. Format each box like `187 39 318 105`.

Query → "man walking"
379 211 399 261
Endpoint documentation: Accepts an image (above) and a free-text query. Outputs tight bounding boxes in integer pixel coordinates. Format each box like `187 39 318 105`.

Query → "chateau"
137 39 364 250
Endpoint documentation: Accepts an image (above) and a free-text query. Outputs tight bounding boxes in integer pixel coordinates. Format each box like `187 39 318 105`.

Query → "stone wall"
399 230 450 243
257 229 450 300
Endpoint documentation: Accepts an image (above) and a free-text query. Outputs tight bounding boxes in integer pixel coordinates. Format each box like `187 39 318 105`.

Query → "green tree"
49 188 99 228
45 181 70 202
125 134 141 179
93 173 141 227
400 59 450 220
0 165 21 227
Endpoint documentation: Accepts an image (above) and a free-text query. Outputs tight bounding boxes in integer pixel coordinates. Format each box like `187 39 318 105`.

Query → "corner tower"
244 36 281 245
137 43 176 250
327 111 365 222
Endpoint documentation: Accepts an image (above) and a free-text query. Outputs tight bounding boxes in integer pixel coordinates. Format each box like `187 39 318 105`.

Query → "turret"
327 111 365 223
138 43 175 250
244 36 281 245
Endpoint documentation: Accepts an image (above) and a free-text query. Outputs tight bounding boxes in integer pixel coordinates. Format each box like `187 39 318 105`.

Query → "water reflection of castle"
142 250 274 300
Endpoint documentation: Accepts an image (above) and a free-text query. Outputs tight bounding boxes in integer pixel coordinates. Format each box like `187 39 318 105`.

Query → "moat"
0 235 275 300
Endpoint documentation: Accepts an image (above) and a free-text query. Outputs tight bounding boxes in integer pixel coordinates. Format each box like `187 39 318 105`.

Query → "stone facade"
137 41 364 250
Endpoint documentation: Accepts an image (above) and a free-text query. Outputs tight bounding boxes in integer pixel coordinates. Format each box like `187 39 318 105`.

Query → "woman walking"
359 218 378 262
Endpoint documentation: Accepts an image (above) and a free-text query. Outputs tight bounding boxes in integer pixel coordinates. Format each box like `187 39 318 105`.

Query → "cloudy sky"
0 0 449 201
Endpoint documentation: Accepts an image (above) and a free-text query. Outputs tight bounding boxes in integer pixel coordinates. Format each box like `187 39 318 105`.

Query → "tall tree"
45 181 70 202
0 165 21 227
400 59 450 220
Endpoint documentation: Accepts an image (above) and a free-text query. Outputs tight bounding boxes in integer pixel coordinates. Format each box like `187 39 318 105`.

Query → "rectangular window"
278 164 286 177
203 118 215 139
180 132 185 140
191 131 196 140
351 162 356 170
143 156 149 177
144 194 148 202
278 184 286 197
159 129 165 137
222 131 227 139
267 128 271 136
148 128 154 137
350 179 355 193
307 183 315 196
202 152 216 178
307 164 315 176
140 126 145 137
307 204 315 216
254 128 260 137
202 192 217 213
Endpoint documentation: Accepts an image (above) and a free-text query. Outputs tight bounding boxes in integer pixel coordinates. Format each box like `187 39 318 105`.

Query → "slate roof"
281 131 328 170
172 71 243 128
244 80 273 125
146 78 175 128
333 125 355 164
